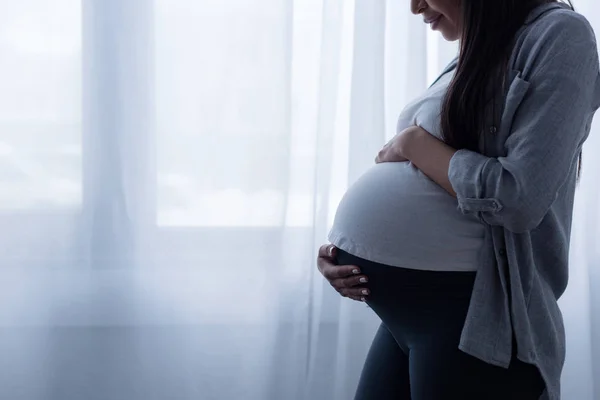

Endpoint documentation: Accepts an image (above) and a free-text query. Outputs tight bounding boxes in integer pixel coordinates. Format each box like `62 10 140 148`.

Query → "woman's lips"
424 14 443 29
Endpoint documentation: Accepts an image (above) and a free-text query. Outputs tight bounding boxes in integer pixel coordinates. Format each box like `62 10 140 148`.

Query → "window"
0 1 81 211
155 0 353 228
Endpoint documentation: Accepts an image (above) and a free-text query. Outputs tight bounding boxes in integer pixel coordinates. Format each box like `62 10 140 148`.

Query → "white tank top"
328 72 485 271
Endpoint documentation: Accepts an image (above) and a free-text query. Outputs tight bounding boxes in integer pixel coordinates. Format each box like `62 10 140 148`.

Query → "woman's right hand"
317 244 370 302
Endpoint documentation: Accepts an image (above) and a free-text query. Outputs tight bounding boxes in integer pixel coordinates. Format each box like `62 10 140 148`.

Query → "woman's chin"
440 29 461 42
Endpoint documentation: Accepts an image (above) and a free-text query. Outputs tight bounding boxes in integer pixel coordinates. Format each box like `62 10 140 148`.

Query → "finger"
322 264 361 280
342 275 369 288
338 286 370 298
332 275 368 289
317 245 335 273
318 243 337 259
327 244 336 258
348 295 366 302
344 293 368 302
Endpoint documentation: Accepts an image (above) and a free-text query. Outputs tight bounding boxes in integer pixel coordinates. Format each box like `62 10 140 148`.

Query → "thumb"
327 244 337 258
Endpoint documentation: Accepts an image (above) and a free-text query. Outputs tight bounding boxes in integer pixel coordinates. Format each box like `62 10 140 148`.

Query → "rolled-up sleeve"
448 13 600 233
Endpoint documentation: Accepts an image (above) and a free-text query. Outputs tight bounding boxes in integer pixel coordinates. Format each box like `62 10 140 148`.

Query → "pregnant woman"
317 1 600 399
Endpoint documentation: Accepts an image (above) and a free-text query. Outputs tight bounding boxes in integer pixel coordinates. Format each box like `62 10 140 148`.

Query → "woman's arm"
375 125 458 197
400 127 458 198
386 14 600 233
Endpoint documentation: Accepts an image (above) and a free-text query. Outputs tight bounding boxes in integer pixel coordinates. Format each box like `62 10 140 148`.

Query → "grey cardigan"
444 3 600 399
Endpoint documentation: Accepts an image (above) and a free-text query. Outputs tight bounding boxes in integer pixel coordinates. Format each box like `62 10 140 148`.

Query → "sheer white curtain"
0 1 597 399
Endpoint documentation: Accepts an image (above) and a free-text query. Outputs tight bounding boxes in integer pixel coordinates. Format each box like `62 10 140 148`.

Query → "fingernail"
352 269 360 275
359 277 368 283
362 289 369 295
328 245 336 257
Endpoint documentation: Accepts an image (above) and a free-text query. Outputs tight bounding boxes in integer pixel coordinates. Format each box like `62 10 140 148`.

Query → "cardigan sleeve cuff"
448 149 503 215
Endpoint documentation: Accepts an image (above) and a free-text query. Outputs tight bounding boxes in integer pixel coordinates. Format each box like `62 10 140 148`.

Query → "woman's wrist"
398 126 457 197
398 126 426 161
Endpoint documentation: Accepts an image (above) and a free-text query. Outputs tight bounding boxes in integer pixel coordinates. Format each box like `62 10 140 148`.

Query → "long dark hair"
440 0 581 177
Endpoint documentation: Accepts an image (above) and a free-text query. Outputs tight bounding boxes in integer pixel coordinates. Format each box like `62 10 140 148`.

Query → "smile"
424 15 442 25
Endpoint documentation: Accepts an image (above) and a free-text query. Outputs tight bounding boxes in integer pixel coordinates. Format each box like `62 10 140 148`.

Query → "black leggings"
335 249 545 400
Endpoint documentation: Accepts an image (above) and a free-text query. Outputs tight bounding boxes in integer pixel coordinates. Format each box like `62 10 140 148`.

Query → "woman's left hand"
375 126 424 164
376 125 458 196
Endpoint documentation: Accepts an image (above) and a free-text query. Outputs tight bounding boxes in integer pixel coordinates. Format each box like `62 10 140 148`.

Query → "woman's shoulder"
513 5 598 77
519 5 596 52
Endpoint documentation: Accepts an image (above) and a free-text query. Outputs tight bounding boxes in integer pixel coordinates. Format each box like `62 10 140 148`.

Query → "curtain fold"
0 1 598 399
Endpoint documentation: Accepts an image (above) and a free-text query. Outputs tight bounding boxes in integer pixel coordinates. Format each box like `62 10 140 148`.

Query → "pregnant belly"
328 162 485 271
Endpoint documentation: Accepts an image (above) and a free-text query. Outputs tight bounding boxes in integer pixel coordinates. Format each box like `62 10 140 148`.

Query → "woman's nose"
410 0 427 15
